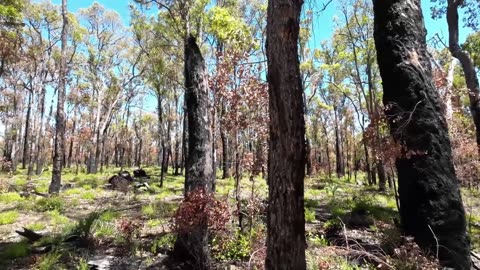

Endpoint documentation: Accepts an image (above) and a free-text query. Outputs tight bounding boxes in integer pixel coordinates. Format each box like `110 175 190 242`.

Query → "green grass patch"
99 210 119 222
26 222 47 231
47 210 69 226
155 189 175 200
142 203 157 219
63 188 83 196
151 233 176 253
37 249 63 270
35 196 65 212
13 177 28 187
0 192 25 203
35 183 49 194
81 191 96 200
0 210 19 225
1 241 30 259
305 207 316 223
94 222 116 238
146 218 169 228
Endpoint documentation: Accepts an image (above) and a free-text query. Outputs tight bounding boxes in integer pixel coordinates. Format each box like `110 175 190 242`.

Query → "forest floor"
0 167 479 269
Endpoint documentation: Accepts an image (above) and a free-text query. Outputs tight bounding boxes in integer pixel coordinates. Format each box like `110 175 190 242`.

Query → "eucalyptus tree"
131 7 183 184
78 3 143 173
373 0 470 267
50 0 68 193
134 0 215 267
18 1 62 176
265 0 306 268
0 0 25 77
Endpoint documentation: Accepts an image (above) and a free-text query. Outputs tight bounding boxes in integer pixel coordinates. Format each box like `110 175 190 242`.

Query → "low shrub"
35 196 64 212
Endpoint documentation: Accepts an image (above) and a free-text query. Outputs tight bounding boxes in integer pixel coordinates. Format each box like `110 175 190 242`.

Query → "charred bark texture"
265 0 306 269
172 35 214 270
50 0 68 194
373 0 470 268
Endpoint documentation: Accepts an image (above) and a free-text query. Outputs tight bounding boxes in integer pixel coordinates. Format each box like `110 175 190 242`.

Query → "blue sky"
50 0 469 44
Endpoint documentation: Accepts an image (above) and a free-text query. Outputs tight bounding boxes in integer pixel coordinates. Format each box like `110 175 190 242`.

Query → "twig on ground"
427 225 439 260
337 217 349 249
248 247 265 270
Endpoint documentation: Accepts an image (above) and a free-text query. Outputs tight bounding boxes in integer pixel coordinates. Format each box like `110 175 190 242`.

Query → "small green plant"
63 188 83 196
325 183 340 200
72 212 101 239
99 210 119 222
37 249 63 270
306 232 328 248
26 222 46 231
94 222 116 238
212 230 252 261
81 191 96 200
146 219 162 228
305 207 316 223
151 233 176 253
0 210 19 225
141 203 156 219
14 177 28 187
76 258 90 270
35 184 49 194
0 192 25 203
35 196 64 212
2 242 30 259
47 210 69 226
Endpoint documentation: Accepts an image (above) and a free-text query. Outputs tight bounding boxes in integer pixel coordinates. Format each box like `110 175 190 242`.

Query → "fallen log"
15 227 43 242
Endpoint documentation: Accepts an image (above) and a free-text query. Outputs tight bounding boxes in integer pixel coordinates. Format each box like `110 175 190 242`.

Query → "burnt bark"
220 128 230 179
265 0 306 269
172 36 214 269
334 107 345 178
50 0 68 194
22 91 33 170
373 0 470 268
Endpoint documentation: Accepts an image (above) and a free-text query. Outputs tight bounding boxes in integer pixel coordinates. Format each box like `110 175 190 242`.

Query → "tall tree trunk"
322 123 332 179
306 137 313 176
334 108 345 178
67 118 76 168
50 0 68 194
35 87 46 175
172 36 214 269
377 159 387 191
373 0 470 268
447 0 480 153
22 91 33 170
265 0 306 268
182 106 187 176
220 128 230 179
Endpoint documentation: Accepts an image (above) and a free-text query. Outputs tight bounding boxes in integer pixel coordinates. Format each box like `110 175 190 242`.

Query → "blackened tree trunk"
35 86 46 175
182 105 187 176
220 128 230 179
22 90 33 170
373 0 470 268
172 35 214 270
265 0 306 269
377 159 387 191
50 0 68 194
67 117 76 168
447 0 480 154
334 108 345 178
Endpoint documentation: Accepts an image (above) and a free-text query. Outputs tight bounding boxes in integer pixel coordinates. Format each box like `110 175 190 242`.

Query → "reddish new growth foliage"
171 188 230 234
117 218 142 242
